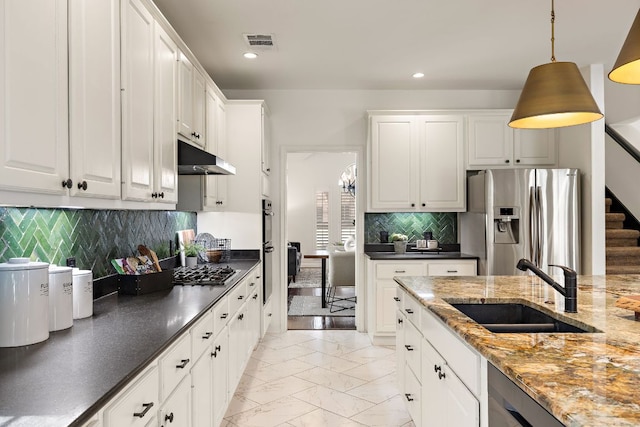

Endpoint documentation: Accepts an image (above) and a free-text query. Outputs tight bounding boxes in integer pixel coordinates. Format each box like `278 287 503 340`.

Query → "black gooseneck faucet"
516 258 578 313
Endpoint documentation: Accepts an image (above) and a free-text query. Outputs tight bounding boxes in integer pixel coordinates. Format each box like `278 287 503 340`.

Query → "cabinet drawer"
191 310 214 360
404 320 421 378
376 263 424 279
228 278 248 315
427 260 477 276
103 365 158 427
403 294 421 327
421 308 481 396
404 363 422 426
212 296 230 337
159 334 191 401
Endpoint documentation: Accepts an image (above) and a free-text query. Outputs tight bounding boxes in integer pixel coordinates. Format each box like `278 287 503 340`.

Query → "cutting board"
177 229 195 267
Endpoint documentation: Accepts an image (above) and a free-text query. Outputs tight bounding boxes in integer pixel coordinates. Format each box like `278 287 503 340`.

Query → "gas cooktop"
173 265 237 286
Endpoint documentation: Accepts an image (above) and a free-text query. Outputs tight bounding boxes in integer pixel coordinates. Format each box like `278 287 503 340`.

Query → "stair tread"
606 213 626 220
606 229 640 238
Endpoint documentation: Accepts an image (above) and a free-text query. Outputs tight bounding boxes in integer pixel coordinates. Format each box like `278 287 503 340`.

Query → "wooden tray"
615 295 640 321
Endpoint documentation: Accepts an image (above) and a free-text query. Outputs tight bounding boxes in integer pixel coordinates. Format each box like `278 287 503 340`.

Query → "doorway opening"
285 151 357 330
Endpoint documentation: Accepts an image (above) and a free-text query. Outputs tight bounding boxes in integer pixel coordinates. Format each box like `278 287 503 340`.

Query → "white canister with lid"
72 268 93 319
0 258 50 347
48 265 73 331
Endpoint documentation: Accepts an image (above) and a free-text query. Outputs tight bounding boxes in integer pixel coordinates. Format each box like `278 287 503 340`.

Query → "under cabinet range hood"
177 140 236 175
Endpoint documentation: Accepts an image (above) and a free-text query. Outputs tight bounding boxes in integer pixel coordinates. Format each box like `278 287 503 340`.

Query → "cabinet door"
369 115 418 210
404 365 422 426
248 287 261 351
177 52 194 141
69 0 121 199
191 351 212 427
395 310 405 392
227 306 246 395
421 339 446 427
513 128 556 166
0 0 69 195
203 87 225 210
159 376 191 427
211 329 229 427
467 114 513 167
418 115 465 211
121 0 154 201
153 22 178 204
443 364 480 427
376 281 399 334
192 69 206 147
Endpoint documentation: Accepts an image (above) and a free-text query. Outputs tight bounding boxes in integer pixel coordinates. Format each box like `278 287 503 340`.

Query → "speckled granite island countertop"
0 259 260 427
395 274 640 426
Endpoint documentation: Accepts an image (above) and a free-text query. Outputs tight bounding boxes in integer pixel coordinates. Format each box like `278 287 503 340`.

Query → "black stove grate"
173 265 236 286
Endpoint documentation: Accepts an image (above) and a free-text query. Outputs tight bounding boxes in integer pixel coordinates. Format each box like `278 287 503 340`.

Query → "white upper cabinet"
177 51 206 147
153 22 178 204
368 113 465 212
121 0 176 204
69 0 121 199
0 0 69 195
417 115 465 211
369 115 418 211
204 86 227 210
120 0 154 201
467 111 556 168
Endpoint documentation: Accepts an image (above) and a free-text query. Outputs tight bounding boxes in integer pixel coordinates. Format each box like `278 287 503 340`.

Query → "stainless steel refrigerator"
461 169 580 275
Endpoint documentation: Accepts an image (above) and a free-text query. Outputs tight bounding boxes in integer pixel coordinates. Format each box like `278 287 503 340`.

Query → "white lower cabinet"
98 264 262 427
159 375 191 427
211 328 229 427
103 365 159 427
367 259 477 344
396 288 484 427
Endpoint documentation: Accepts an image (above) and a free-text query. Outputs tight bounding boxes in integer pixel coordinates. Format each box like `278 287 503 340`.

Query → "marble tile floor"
222 329 416 427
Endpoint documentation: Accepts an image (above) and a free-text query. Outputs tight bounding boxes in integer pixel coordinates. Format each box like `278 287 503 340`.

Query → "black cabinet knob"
397 318 403 324
61 179 73 189
422 203 426 207
438 371 446 380
165 412 174 423
253 294 258 300
77 180 88 191
411 203 415 207
159 192 164 198
516 159 521 163
151 192 157 198
505 159 510 163
393 297 400 302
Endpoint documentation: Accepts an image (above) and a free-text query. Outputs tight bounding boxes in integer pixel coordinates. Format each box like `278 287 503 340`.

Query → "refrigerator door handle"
537 186 543 267
529 186 536 262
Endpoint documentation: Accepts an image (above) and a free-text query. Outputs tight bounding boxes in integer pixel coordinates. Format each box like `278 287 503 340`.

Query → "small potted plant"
390 233 408 254
180 241 205 267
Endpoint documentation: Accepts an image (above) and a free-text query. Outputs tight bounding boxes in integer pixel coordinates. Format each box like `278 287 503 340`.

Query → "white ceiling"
153 0 640 91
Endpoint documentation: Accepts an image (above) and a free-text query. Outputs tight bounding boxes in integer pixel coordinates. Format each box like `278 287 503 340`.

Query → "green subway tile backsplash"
365 212 457 243
0 208 196 279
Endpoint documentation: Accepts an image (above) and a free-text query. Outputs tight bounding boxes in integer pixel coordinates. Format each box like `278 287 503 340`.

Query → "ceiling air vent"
243 34 276 50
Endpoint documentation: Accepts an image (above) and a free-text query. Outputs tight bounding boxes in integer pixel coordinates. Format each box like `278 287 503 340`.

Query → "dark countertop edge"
70 258 260 427
364 251 479 260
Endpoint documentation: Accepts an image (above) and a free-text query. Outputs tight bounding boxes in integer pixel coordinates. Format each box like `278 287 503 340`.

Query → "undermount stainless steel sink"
449 303 599 333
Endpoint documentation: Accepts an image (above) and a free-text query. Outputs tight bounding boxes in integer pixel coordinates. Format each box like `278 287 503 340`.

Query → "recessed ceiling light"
413 72 425 78
243 52 258 59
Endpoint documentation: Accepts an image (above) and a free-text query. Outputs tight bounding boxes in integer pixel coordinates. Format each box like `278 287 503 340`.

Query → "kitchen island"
396 274 640 426
0 258 260 427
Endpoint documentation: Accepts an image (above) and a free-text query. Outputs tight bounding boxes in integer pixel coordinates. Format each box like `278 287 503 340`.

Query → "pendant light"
509 0 603 129
609 9 640 84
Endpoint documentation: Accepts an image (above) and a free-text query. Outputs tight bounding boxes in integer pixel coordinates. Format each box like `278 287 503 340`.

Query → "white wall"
557 64 606 275
287 152 356 267
197 212 261 249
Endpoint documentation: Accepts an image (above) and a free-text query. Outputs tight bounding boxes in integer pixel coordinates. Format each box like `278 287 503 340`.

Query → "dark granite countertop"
0 258 260 427
365 251 479 260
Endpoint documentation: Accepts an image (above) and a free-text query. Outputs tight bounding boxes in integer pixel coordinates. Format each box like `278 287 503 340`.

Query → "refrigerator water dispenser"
494 207 519 244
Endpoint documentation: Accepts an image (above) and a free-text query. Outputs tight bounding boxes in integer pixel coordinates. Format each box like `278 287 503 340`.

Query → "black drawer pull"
438 371 446 380
133 402 154 418
393 297 400 302
176 358 190 369
238 313 244 320
405 393 414 402
405 308 414 314
447 270 458 273
404 345 414 351
220 313 228 319
238 295 244 300
165 412 174 423
250 282 255 287
434 364 442 373
202 332 213 339
397 318 403 324
253 294 258 300
394 270 406 273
